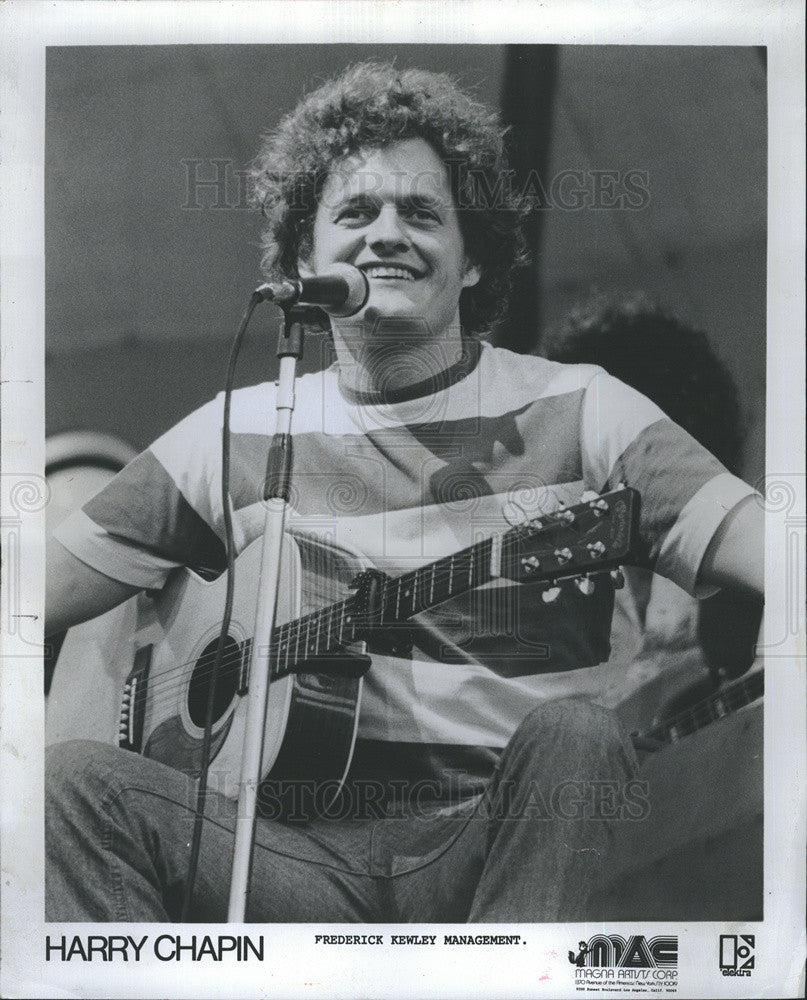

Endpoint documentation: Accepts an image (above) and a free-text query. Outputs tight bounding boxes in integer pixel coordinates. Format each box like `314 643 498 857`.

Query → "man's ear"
462 260 481 289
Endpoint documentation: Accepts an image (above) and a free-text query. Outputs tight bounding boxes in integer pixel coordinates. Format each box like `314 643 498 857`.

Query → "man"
46 63 762 922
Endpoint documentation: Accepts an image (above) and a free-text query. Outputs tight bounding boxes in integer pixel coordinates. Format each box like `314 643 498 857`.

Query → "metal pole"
227 315 304 922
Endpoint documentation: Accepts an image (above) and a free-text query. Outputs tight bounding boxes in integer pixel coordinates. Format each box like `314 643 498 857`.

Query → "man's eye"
407 207 439 223
337 206 373 223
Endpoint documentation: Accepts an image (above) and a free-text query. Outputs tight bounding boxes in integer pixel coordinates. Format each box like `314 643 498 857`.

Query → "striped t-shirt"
56 342 754 797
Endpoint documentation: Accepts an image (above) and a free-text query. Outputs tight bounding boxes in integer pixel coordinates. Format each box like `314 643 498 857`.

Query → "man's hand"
46 537 140 637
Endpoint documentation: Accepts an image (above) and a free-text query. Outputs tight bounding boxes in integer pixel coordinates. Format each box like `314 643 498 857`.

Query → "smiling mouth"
360 265 422 281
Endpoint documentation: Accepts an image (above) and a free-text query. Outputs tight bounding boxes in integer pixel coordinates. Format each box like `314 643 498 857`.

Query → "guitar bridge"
118 643 153 753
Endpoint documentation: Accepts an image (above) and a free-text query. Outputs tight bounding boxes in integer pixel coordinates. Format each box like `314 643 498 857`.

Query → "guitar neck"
269 486 639 680
270 534 496 679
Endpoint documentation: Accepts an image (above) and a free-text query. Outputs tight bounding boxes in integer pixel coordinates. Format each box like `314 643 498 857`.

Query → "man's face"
304 138 480 338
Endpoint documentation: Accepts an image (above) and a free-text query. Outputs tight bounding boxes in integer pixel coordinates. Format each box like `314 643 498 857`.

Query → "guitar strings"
127 508 606 698
127 548 617 712
128 598 356 699
126 532 617 711
124 548 493 698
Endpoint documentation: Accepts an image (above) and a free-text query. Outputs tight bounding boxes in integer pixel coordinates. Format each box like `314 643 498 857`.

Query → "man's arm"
697 494 764 597
46 536 140 637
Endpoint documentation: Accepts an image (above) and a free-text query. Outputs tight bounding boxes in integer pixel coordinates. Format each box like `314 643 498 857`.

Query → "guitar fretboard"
260 487 638 681
270 534 496 678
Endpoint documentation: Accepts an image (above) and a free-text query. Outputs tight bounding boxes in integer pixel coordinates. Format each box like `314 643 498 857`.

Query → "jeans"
45 698 639 922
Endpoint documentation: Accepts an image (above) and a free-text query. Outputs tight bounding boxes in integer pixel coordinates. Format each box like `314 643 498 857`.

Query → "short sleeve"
53 395 229 589
578 367 757 595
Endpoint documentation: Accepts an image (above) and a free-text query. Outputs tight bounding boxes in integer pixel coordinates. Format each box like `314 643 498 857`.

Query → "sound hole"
187 636 241 729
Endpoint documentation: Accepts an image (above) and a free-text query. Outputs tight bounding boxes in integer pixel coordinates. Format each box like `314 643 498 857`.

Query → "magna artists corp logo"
569 933 678 986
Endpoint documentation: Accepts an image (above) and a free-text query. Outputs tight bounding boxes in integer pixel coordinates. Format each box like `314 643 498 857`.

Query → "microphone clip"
281 304 331 332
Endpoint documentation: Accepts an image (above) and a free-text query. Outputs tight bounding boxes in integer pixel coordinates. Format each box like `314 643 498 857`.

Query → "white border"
1 1 804 998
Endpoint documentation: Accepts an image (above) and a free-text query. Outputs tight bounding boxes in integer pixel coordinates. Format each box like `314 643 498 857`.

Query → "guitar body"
48 531 366 797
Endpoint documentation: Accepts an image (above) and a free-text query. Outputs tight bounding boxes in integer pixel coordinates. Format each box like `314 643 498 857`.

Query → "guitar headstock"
500 487 640 595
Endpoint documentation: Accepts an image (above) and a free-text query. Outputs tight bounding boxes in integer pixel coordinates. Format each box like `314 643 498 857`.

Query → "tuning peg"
541 585 562 603
586 540 606 559
609 568 625 589
520 555 542 574
575 576 596 596
553 547 573 565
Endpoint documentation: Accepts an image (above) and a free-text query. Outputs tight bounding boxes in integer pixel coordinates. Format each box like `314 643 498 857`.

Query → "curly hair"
250 62 529 334
542 293 744 473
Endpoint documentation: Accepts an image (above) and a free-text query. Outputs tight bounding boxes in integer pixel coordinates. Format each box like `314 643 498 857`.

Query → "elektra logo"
570 934 678 991
719 934 754 976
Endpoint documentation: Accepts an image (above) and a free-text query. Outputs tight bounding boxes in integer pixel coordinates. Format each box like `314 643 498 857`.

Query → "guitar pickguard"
144 714 233 778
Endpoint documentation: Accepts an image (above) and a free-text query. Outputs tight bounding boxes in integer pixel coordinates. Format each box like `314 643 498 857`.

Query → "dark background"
46 44 766 483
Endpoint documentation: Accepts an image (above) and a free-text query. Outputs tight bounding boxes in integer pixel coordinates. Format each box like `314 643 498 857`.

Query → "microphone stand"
227 305 307 922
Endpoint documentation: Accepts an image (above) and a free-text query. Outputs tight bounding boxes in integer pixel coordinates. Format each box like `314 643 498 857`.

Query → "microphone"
255 263 369 317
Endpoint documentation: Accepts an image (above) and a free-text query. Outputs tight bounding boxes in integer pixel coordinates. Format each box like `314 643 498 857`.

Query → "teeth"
364 266 416 281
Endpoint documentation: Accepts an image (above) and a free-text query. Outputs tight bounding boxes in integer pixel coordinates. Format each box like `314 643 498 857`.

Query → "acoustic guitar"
49 487 639 798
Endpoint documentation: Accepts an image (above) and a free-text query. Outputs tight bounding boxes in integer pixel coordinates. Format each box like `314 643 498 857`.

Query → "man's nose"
366 205 410 254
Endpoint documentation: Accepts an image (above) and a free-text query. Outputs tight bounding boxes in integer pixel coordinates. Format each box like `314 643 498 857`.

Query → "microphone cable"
180 290 263 921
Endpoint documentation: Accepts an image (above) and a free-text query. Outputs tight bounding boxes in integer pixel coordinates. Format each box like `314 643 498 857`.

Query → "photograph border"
1 2 804 998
